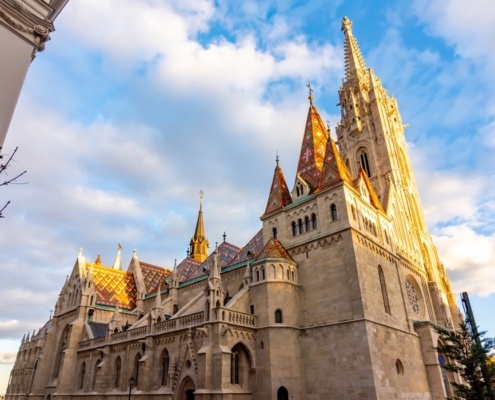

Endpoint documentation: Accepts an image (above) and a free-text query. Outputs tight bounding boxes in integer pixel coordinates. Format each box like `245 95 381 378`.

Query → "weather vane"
200 190 204 206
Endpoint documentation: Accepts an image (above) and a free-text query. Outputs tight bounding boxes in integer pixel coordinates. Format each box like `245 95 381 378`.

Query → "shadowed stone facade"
6 17 459 400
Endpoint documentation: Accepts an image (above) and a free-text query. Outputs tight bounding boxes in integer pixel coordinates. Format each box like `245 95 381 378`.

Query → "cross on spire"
306 81 314 105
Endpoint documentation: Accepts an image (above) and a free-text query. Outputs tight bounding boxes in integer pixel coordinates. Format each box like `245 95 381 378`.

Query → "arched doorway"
178 377 196 400
277 386 289 400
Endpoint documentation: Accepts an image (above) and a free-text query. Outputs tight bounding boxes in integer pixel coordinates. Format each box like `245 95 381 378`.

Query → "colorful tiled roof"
176 258 201 282
88 263 137 310
228 229 264 265
318 135 353 190
263 160 292 217
203 241 240 272
255 237 294 262
296 103 328 191
140 262 171 293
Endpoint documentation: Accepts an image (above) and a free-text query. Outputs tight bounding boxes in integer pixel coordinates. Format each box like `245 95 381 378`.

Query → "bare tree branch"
0 146 20 174
0 170 27 186
0 201 10 218
1 146 28 219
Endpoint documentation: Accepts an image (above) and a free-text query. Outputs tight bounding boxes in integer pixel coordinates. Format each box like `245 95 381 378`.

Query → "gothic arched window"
298 219 303 234
378 266 391 315
330 204 338 221
133 353 141 389
292 221 297 237
230 343 252 388
359 150 372 177
272 227 278 239
275 309 283 323
161 349 169 386
305 216 310 231
311 213 317 229
114 357 121 389
92 359 100 390
231 349 240 384
79 362 86 390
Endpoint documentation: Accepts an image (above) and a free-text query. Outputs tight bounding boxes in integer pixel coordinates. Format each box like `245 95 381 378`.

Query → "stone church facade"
6 18 460 400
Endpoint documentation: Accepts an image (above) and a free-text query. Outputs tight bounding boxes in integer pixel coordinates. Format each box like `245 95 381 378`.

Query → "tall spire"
189 191 209 262
341 17 367 82
263 155 292 217
295 89 328 191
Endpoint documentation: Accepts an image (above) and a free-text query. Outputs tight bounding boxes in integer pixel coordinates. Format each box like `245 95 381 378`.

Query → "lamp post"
128 376 135 400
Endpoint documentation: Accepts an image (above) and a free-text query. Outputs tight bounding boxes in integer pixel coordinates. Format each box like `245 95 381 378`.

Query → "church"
6 17 460 400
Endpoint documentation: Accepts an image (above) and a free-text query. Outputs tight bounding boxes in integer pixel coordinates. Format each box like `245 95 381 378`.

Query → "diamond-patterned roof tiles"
201 241 240 274
228 229 264 265
263 162 292 216
255 238 294 262
176 258 201 282
89 263 136 310
296 104 328 191
318 136 353 190
140 262 171 293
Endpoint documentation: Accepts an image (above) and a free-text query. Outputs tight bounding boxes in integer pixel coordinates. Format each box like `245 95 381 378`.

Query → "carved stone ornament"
405 279 420 316
0 5 51 53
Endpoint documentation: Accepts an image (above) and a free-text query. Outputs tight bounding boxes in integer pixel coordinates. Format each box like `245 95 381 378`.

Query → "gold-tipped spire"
189 190 209 262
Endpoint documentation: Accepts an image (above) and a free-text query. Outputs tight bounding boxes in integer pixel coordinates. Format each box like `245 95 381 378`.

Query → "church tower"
336 17 456 319
261 16 458 400
189 191 209 262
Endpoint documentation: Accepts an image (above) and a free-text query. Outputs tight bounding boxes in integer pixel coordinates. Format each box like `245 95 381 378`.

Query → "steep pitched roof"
139 262 171 294
177 241 242 282
88 263 137 310
176 258 201 282
357 169 384 212
194 241 241 279
255 238 294 263
228 229 264 265
318 135 353 190
263 159 292 216
296 102 329 191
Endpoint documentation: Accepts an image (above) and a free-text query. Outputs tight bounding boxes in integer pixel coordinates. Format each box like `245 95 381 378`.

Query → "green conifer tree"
436 321 495 400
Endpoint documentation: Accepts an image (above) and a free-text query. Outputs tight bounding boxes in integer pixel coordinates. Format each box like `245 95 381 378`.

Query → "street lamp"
128 376 135 400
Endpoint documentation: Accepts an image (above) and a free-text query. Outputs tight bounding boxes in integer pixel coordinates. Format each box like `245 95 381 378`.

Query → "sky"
1 0 494 393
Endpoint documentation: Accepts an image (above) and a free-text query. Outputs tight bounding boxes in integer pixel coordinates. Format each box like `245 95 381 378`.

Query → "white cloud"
433 225 495 296
0 353 16 365
412 0 495 67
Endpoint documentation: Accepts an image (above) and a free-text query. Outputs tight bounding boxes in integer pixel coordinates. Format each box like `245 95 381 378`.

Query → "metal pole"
128 376 134 400
461 292 494 398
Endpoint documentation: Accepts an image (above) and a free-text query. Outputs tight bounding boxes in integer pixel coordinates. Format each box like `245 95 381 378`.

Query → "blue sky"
1 0 495 392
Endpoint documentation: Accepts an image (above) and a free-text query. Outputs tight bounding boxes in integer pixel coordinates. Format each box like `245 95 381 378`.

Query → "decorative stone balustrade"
225 310 256 327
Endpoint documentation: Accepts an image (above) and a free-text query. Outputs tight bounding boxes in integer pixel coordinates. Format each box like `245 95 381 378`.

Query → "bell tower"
336 16 457 317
